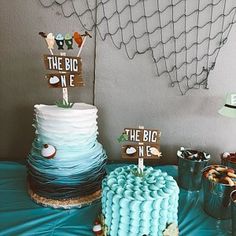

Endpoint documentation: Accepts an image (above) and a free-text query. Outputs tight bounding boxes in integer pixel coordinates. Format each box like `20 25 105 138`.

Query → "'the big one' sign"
43 54 83 88
121 128 161 159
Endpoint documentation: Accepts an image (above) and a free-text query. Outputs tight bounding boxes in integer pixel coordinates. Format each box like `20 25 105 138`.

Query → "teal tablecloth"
0 162 231 236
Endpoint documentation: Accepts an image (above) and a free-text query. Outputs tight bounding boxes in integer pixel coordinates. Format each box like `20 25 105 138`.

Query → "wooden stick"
138 126 145 173
39 32 54 55
60 52 68 103
77 31 92 57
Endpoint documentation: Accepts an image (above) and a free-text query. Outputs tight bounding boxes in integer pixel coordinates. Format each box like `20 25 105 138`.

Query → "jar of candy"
177 147 210 191
203 165 236 219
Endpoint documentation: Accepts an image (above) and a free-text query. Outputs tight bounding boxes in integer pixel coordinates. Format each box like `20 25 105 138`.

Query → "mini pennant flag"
117 133 129 143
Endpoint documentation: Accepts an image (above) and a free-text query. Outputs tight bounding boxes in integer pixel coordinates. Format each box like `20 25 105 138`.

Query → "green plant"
131 168 145 177
55 100 74 108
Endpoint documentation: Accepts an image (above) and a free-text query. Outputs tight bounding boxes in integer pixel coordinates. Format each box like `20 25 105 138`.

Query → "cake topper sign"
39 31 92 106
44 55 83 88
119 126 161 172
119 127 162 159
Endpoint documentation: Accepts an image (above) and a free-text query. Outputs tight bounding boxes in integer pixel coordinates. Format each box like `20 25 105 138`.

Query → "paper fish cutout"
49 76 60 85
126 146 137 155
55 33 64 50
65 33 73 50
117 133 129 143
45 33 55 49
73 32 83 47
149 147 162 157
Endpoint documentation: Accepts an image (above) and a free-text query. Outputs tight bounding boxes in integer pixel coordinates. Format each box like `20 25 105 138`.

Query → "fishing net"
39 0 236 94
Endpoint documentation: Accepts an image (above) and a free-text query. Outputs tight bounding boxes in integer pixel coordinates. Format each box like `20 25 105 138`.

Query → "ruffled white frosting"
34 103 98 149
28 103 107 193
102 165 179 236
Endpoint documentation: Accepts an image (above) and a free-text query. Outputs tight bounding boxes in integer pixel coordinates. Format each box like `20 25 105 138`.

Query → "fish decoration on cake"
65 33 73 50
149 146 162 158
48 75 60 87
73 32 83 48
41 144 56 159
45 33 55 50
55 33 64 50
125 146 137 156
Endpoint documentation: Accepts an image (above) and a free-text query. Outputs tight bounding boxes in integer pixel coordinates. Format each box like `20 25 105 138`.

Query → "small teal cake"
27 103 107 208
102 165 179 236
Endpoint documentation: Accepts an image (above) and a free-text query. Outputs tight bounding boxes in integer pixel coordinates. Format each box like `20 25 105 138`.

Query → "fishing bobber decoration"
93 215 108 236
41 144 57 159
118 126 162 172
39 31 92 107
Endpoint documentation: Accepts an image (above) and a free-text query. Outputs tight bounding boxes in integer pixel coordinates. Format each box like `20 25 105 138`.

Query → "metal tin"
203 165 234 219
231 190 236 236
178 156 209 191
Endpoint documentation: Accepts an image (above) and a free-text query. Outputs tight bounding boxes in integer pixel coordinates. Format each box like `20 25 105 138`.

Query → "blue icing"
102 165 179 236
28 103 107 199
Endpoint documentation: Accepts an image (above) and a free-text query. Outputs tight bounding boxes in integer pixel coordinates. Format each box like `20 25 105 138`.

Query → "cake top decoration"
118 126 162 173
39 31 92 107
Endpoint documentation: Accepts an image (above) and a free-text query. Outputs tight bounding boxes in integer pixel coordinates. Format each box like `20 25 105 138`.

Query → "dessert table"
0 162 231 236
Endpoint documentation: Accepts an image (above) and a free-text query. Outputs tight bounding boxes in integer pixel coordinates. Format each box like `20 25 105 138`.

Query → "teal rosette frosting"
102 165 179 236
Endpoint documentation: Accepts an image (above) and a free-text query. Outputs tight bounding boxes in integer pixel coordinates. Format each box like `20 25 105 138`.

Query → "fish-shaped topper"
55 33 64 50
45 33 55 49
73 32 83 47
65 33 73 50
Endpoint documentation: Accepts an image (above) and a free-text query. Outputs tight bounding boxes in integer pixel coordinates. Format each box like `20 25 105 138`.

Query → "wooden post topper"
60 52 68 103
43 54 84 89
121 127 162 160
138 126 144 172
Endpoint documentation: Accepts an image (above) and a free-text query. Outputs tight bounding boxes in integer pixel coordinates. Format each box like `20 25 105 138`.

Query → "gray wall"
1 1 236 164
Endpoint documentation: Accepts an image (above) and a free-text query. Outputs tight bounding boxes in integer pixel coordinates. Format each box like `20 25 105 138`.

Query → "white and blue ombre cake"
27 103 107 208
102 165 179 236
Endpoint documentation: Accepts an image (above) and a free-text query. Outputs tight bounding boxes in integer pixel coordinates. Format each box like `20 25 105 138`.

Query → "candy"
227 172 236 178
55 33 64 50
208 169 220 176
178 147 210 161
224 176 235 186
73 32 83 47
204 165 236 186
215 166 228 172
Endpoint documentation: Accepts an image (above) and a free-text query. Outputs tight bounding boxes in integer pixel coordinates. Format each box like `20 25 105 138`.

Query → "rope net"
39 0 236 94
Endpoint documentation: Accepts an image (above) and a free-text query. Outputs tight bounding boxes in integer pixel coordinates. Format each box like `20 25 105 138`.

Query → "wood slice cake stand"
28 187 101 209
